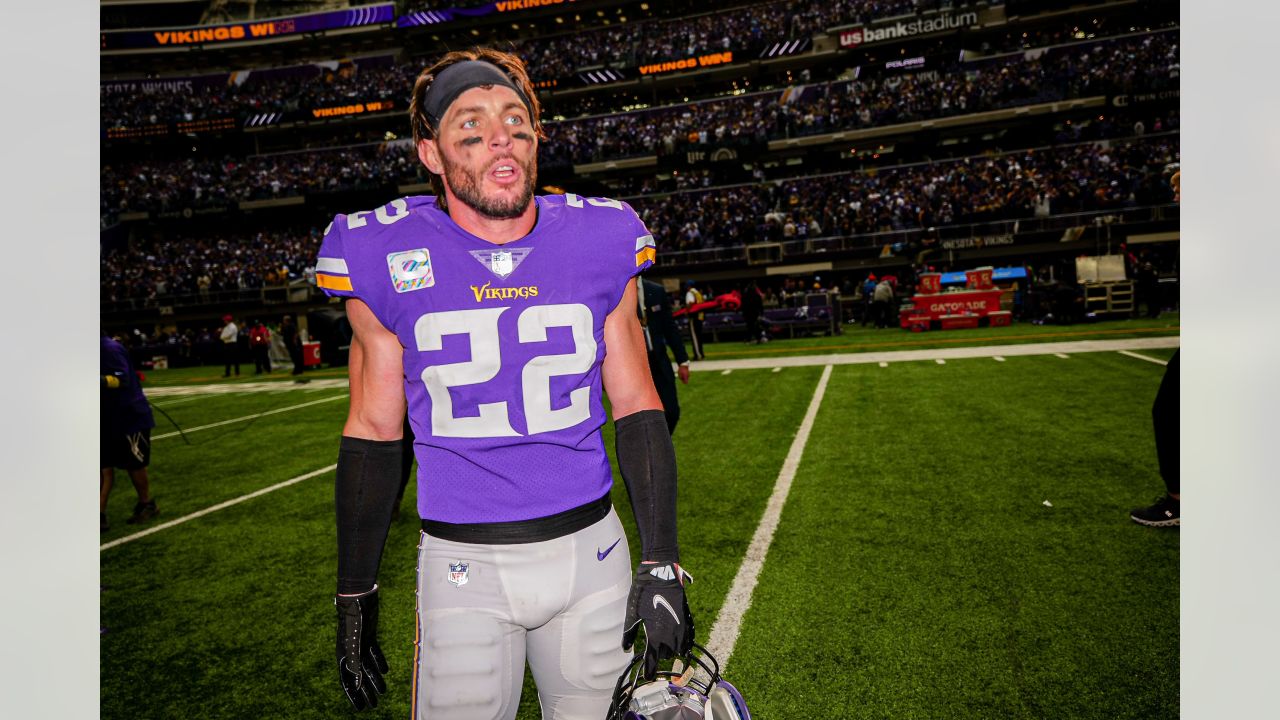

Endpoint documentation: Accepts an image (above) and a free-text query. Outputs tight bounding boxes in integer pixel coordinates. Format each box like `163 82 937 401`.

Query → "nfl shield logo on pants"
447 561 469 588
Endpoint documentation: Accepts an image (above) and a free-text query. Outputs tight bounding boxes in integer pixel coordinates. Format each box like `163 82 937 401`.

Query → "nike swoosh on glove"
622 562 695 679
336 586 389 710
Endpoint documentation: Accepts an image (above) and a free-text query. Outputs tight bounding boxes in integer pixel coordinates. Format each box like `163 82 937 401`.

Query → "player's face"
429 85 537 220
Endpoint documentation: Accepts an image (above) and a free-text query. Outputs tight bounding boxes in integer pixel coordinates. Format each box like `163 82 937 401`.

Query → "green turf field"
101 325 1178 719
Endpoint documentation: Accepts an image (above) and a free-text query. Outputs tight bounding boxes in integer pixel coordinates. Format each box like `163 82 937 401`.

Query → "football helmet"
606 642 751 720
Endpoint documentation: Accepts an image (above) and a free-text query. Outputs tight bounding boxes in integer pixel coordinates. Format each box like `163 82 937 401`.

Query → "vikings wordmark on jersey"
317 193 655 525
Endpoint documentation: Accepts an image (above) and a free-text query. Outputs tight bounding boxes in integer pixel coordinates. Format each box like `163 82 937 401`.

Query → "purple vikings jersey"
317 194 657 524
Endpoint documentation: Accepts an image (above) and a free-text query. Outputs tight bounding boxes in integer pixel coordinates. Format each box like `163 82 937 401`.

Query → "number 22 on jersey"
414 303 596 438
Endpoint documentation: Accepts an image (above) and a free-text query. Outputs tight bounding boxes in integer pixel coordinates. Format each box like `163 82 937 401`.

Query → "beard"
442 152 537 220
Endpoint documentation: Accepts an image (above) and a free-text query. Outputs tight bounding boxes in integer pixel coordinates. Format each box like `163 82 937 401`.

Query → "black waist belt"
421 492 611 545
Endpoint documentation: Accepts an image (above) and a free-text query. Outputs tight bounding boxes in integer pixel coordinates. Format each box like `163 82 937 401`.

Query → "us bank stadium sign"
101 3 393 50
839 10 978 49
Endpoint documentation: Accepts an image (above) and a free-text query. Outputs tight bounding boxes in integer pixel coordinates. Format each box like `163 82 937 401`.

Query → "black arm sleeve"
336 436 402 595
614 409 679 563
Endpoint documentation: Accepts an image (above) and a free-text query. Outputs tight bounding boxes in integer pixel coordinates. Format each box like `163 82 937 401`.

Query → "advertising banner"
398 0 580 27
102 3 393 50
939 233 1014 251
909 289 1002 319
839 9 979 49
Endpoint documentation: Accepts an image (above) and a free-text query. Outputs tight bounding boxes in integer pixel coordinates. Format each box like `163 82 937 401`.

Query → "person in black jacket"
638 278 690 434
1130 168 1180 527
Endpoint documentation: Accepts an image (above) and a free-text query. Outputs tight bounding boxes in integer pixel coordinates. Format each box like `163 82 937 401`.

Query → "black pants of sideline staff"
1152 349 1179 495
647 351 681 434
288 344 304 375
222 342 240 377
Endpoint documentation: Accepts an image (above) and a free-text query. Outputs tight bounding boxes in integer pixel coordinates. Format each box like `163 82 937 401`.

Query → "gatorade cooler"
965 267 994 290
918 273 941 295
303 341 322 367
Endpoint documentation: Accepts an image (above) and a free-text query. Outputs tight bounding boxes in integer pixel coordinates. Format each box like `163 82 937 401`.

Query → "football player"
317 48 694 719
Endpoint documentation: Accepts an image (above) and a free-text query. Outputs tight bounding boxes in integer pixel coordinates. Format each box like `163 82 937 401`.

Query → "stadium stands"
102 30 1177 214
101 134 1177 305
541 31 1179 164
100 0 1179 336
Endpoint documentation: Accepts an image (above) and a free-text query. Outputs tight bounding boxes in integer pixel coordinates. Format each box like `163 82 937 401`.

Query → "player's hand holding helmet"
335 585 389 710
607 642 751 720
623 561 695 679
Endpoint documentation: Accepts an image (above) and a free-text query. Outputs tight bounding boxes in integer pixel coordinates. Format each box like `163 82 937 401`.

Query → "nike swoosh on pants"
597 538 621 561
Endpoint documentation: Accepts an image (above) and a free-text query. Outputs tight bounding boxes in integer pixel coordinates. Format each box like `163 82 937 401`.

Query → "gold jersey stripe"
316 273 353 291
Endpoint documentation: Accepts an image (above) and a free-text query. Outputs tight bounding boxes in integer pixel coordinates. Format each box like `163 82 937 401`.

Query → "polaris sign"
839 11 978 49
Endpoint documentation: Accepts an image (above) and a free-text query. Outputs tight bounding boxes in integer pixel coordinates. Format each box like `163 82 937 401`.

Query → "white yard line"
100 464 338 551
1117 350 1169 366
152 394 349 440
704 364 833 672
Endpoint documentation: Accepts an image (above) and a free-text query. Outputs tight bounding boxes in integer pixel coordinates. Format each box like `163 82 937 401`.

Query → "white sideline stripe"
1118 350 1168 366
152 394 349 440
153 395 208 408
146 378 350 398
1055 353 1071 359
686 336 1177 372
100 464 338 551
993 356 1006 362
704 364 833 672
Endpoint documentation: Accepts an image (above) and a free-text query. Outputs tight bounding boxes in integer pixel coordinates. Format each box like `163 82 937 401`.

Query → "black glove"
335 586 389 710
622 562 694 680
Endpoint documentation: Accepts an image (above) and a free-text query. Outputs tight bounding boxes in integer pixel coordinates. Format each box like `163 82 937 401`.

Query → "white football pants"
412 508 633 719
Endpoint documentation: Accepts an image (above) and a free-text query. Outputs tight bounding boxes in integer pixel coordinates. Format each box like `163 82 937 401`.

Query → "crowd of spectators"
628 136 1180 253
542 30 1179 164
102 1 990 129
541 14 1178 120
507 1 968 79
101 30 1176 216
100 135 1176 304
102 142 424 217
101 227 324 304
102 61 417 129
